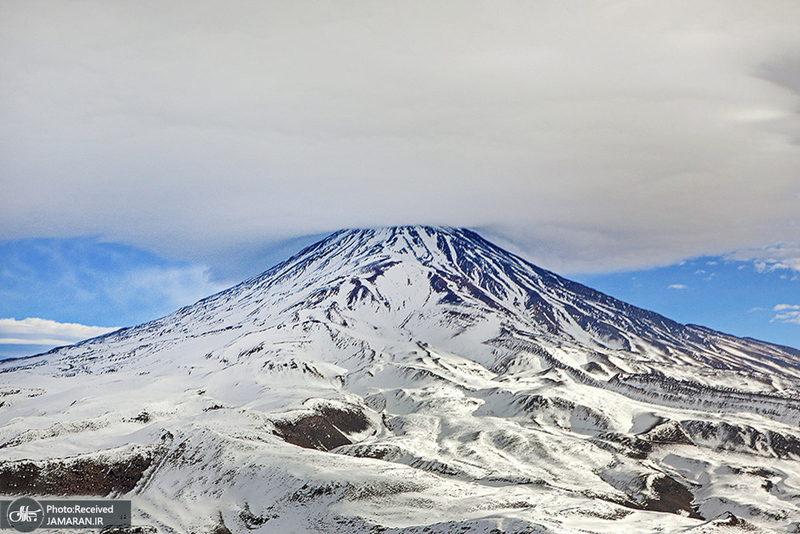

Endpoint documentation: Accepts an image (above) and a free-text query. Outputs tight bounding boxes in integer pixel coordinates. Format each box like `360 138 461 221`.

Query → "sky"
1 1 799 357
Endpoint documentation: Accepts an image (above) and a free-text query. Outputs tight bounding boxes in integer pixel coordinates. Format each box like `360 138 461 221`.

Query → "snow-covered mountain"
1 226 799 533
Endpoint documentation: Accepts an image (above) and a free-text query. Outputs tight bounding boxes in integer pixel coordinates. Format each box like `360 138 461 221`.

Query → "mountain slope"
1 226 799 533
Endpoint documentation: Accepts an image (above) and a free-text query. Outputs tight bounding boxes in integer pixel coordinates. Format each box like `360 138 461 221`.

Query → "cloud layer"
0 317 117 347
2 1 800 273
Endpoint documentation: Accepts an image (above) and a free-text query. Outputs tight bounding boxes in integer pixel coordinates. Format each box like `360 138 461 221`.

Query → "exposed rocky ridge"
0 446 157 496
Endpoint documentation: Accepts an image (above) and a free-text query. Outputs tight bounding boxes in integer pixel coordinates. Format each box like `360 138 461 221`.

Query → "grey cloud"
2 1 800 275
759 56 800 96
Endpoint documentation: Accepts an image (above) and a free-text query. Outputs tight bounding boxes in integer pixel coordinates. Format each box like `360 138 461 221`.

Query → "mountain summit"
2 226 799 533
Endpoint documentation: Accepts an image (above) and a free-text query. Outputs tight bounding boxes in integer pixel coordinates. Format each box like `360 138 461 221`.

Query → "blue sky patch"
0 238 228 359
573 257 800 349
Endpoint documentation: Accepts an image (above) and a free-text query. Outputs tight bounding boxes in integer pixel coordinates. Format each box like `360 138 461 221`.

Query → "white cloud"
773 311 800 325
728 243 800 275
771 304 800 324
668 284 688 290
0 317 117 346
1 2 799 274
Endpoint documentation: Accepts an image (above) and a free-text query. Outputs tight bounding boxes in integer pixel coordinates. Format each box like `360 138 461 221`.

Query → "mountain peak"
2 226 800 533
42 225 800 394
282 225 496 269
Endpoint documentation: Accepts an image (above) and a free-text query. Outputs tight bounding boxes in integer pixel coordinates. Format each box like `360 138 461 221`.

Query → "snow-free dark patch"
0 450 154 496
642 474 702 519
599 470 702 519
272 406 370 451
710 511 759 530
